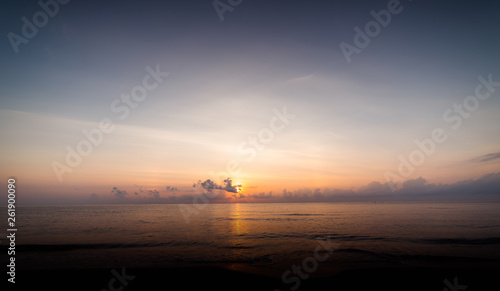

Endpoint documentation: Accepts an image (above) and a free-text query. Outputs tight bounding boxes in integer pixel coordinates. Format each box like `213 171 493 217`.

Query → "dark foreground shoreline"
7 265 499 291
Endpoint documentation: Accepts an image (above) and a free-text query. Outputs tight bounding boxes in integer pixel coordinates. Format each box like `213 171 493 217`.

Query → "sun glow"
233 181 243 193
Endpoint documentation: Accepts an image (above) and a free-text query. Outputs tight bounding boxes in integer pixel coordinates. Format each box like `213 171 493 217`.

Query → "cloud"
130 184 177 197
90 193 98 199
399 177 428 195
100 173 500 204
221 178 241 193
232 193 246 199
111 187 128 199
287 74 314 83
246 191 274 199
237 173 500 203
147 189 160 199
194 178 241 193
357 181 389 195
165 186 178 192
323 173 500 201
469 152 500 163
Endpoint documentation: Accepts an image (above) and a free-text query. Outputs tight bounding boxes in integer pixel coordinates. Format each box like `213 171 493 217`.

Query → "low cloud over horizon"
8 173 500 206
19 172 497 205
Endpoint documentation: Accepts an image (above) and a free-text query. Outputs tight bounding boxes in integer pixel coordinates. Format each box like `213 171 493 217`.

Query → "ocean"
9 202 500 275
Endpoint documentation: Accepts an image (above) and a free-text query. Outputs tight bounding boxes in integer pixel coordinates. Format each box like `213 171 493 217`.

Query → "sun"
234 181 243 193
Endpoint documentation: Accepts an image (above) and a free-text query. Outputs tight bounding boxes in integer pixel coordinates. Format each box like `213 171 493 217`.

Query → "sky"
0 0 499 204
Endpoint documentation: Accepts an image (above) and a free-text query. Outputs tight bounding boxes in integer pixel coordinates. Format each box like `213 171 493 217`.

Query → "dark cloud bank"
275 172 500 202
111 187 128 199
103 173 500 204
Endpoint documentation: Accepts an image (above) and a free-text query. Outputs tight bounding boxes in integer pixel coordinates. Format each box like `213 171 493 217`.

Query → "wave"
17 241 213 252
215 217 303 222
416 237 500 245
279 213 326 216
279 232 500 245
16 235 500 255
